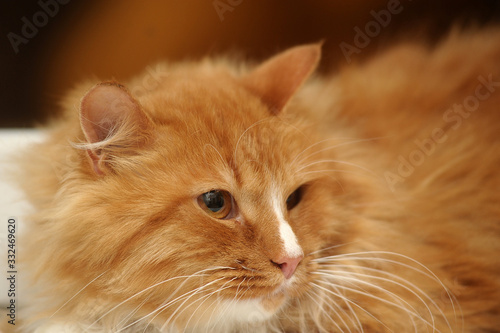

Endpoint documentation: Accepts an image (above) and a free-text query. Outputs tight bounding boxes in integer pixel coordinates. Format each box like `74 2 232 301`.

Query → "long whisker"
199 277 243 330
118 276 227 332
143 291 202 333
319 264 452 330
330 284 364 332
315 251 461 320
50 270 108 319
88 266 231 329
296 159 382 181
314 271 434 332
155 277 233 331
292 136 387 167
306 243 353 258
232 117 273 165
311 282 393 332
312 250 463 331
183 276 247 331
307 288 351 333
185 278 246 329
314 251 441 284
298 169 379 180
204 143 226 165
118 296 149 330
290 138 343 167
318 277 428 333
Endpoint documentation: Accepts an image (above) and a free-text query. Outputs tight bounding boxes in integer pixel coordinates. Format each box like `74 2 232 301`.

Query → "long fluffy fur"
16 28 500 332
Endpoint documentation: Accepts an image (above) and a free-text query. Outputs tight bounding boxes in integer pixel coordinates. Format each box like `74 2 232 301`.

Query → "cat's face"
51 44 358 329
105 91 343 325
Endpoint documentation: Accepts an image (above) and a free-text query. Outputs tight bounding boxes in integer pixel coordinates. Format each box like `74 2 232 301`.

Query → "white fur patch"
272 194 303 258
213 298 274 324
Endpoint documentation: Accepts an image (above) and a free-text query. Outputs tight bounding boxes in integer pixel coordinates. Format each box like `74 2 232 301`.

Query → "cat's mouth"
257 274 302 314
273 275 298 294
206 258 312 324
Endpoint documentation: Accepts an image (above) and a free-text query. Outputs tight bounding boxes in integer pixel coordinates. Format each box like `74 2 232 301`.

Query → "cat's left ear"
241 42 321 114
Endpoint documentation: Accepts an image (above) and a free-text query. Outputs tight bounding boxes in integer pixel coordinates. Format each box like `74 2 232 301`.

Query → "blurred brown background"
2 0 500 128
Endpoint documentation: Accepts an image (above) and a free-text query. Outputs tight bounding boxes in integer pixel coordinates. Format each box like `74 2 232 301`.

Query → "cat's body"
17 28 500 332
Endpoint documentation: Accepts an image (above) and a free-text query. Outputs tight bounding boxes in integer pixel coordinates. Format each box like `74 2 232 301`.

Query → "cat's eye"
197 190 233 219
286 186 304 210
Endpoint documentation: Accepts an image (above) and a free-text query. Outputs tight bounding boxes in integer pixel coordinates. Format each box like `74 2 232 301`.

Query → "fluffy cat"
15 28 500 332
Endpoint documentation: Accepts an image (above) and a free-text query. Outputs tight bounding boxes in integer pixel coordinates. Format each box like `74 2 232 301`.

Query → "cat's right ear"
79 82 152 175
241 43 321 114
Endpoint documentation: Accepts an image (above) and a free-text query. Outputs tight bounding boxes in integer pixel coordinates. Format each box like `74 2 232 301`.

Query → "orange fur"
16 28 500 332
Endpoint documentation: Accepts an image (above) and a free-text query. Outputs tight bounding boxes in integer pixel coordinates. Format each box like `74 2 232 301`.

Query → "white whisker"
296 159 382 181
50 270 108 319
297 169 380 181
311 282 393 332
88 266 231 329
293 136 387 166
319 264 452 331
153 277 232 331
306 243 353 257
198 277 241 330
314 272 434 332
204 143 226 165
118 296 149 330
330 284 364 333
320 251 461 321
307 288 350 333
232 117 272 164
115 273 230 332
184 276 246 331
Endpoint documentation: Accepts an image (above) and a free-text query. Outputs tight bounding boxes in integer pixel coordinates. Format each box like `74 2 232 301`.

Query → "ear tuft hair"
77 81 152 175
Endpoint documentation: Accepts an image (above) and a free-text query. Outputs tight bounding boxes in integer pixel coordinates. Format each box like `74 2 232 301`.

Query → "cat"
15 27 500 332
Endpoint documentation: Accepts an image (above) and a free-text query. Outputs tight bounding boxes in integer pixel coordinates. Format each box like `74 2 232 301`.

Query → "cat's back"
333 28 500 193
305 28 500 329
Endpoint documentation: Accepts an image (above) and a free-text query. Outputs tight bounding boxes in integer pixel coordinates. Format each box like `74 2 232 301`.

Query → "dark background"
2 0 500 128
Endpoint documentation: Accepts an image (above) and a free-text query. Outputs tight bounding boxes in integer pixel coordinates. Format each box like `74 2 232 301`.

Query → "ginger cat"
16 28 500 332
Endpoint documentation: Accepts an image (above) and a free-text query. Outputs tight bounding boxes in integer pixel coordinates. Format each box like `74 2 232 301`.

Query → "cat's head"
40 44 360 330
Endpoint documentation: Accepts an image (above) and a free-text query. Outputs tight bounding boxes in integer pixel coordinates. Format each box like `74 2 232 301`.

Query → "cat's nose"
274 254 303 279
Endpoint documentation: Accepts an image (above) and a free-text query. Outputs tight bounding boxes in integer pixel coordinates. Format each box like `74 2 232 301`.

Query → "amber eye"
197 190 233 219
286 186 303 210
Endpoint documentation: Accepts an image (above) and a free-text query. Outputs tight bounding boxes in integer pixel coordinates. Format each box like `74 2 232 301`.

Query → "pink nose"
273 254 303 279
